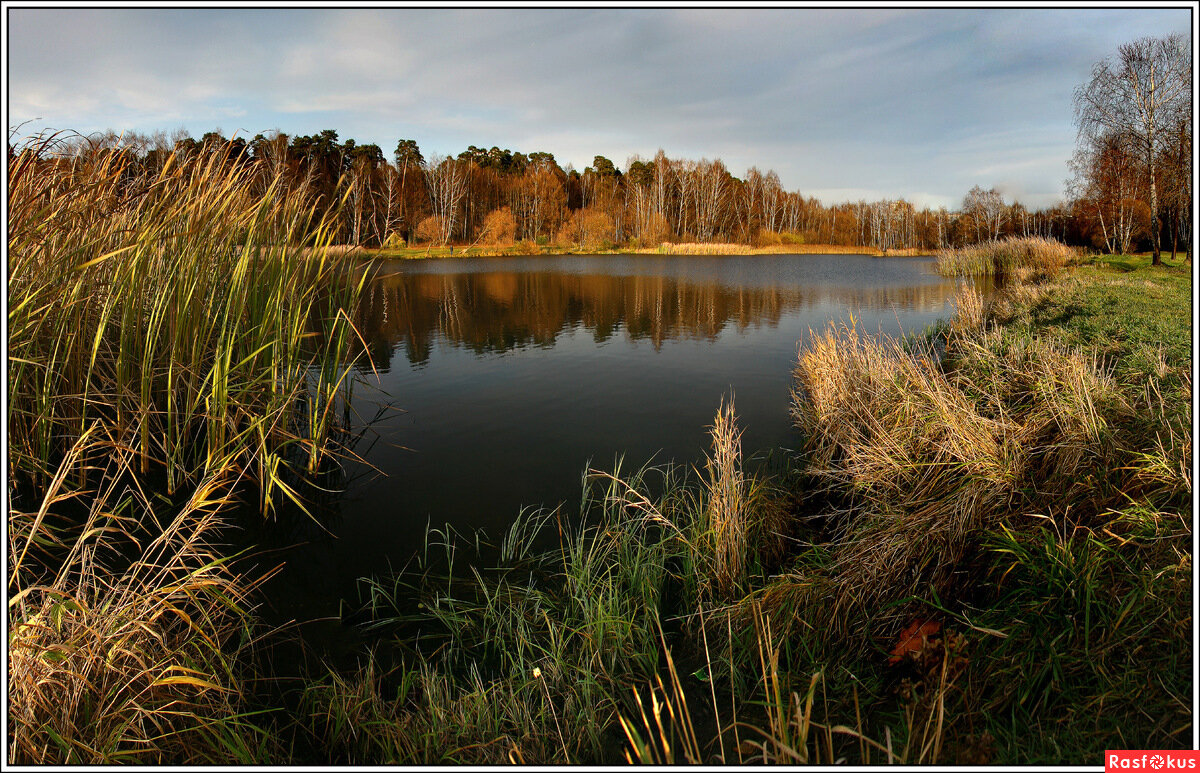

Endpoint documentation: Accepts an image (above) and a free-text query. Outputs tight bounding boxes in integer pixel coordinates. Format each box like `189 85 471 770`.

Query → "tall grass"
299 398 796 764
8 134 368 764
687 397 780 599
300 460 688 763
785 290 1186 631
935 235 1080 278
7 428 279 763
9 134 367 512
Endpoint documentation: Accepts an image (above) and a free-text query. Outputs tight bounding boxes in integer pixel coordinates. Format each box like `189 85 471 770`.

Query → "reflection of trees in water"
350 270 972 370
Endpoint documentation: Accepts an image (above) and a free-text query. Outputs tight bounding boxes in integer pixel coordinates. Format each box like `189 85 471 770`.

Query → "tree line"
18 130 1083 252
16 34 1190 258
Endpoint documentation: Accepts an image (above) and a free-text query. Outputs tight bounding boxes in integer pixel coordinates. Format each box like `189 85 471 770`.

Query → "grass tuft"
936 235 1081 278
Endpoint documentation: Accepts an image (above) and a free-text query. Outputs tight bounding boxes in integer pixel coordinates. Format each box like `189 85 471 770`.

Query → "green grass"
298 399 788 764
992 254 1191 384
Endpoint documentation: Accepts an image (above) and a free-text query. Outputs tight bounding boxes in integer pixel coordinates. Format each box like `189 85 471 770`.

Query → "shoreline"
348 242 935 260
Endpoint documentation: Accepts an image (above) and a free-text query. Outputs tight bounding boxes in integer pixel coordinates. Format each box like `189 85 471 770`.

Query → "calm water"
256 253 983 633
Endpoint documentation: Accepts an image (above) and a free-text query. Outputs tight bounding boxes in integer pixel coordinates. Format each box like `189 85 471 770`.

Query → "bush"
556 208 616 250
754 229 783 247
479 206 516 246
415 215 445 245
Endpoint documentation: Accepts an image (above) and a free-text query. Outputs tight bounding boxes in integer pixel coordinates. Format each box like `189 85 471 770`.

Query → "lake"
254 253 986 639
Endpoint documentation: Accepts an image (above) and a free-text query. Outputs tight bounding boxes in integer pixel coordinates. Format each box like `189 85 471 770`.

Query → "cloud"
7 7 1190 209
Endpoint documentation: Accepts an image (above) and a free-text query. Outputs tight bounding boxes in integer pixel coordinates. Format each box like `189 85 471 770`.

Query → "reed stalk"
8 133 368 764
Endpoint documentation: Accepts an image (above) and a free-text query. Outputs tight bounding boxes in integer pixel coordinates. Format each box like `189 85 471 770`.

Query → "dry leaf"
888 620 941 665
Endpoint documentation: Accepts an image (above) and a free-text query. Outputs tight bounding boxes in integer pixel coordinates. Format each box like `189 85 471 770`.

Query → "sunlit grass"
7 134 368 764
936 235 1081 278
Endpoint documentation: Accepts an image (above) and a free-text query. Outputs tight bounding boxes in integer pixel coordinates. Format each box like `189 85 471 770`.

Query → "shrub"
754 229 783 247
415 215 445 244
556 208 616 250
479 206 516 246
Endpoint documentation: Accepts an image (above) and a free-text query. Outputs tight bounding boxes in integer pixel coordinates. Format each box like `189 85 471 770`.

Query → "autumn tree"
962 186 1007 242
691 159 731 242
1075 33 1191 263
415 215 444 245
1068 130 1146 254
510 160 566 241
479 206 516 245
557 207 615 250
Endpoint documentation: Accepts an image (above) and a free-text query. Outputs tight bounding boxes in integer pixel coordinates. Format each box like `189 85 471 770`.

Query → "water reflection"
265 254 984 635
352 257 969 370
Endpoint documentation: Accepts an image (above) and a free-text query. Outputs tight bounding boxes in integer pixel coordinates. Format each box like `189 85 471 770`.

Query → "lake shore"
10 156 1189 768
353 241 933 260
294 250 1191 764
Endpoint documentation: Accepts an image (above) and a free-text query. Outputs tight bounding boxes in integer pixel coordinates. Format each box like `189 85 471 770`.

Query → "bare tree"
691 159 729 242
963 185 1007 242
1075 33 1191 264
423 154 469 245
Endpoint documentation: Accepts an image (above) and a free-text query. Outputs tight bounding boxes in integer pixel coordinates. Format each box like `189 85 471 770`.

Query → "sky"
6 6 1193 210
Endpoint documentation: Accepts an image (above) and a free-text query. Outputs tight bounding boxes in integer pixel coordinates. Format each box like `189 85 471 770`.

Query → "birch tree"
1075 33 1191 264
423 154 469 245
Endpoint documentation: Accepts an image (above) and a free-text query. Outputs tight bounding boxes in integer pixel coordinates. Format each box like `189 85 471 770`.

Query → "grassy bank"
294 246 1190 763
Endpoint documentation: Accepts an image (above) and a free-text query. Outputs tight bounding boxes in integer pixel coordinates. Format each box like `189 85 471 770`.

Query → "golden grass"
786 288 1142 634
7 134 367 764
752 244 930 256
643 242 754 255
620 602 960 764
790 321 1019 627
951 283 985 334
935 236 1080 278
8 432 267 764
363 240 928 260
632 242 924 256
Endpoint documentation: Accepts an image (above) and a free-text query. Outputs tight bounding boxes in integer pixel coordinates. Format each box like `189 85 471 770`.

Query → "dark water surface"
256 253 982 636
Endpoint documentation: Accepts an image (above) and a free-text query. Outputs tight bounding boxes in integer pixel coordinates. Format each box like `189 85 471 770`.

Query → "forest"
17 107 1191 259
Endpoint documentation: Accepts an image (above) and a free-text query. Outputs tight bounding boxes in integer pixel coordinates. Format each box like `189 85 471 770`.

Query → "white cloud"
7 7 1190 209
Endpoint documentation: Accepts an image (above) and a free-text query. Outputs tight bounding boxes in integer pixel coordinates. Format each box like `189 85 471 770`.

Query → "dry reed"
7 134 367 764
8 432 266 764
935 236 1080 278
787 285 1139 633
699 397 752 598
